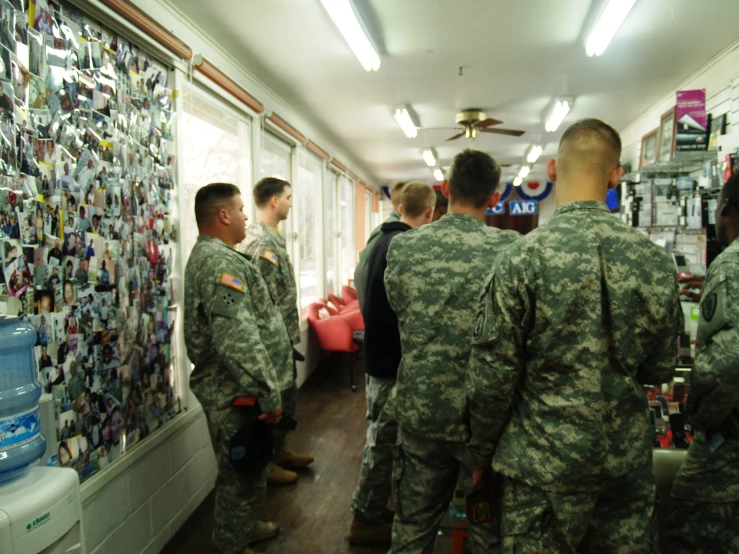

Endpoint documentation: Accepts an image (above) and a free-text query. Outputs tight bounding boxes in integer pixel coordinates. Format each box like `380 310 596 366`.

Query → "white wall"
620 39 739 170
81 406 216 554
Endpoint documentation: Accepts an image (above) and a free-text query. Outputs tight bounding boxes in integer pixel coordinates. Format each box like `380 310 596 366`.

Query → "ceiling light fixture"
545 98 572 133
422 148 437 167
319 0 381 71
526 144 543 164
585 0 638 57
518 165 531 179
433 168 444 182
513 176 523 187
394 107 418 138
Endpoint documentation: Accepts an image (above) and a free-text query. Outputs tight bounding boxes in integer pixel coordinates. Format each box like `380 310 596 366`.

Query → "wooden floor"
162 360 454 554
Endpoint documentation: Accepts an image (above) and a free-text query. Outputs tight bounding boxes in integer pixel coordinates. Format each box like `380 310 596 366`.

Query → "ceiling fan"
441 109 525 142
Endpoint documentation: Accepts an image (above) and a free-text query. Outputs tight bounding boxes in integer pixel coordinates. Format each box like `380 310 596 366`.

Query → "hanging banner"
499 182 514 202
676 90 708 152
510 200 538 215
486 203 505 215
517 181 553 201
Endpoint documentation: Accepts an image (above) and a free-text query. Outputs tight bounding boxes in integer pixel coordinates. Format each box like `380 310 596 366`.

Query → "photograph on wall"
640 128 659 168
0 0 182 483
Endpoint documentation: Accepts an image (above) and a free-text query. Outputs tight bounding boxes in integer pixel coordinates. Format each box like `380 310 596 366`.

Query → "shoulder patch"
220 273 244 291
263 250 278 265
701 293 717 322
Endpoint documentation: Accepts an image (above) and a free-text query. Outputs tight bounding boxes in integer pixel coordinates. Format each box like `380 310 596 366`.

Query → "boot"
346 516 392 545
273 438 314 470
248 520 279 544
266 461 297 485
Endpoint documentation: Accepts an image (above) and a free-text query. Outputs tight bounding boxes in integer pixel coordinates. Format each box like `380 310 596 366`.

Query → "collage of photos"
0 0 179 481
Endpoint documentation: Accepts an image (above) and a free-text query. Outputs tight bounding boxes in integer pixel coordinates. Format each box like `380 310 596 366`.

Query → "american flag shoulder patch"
220 273 244 291
263 250 278 265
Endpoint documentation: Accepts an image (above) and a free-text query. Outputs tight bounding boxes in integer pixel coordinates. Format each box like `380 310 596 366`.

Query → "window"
324 172 338 295
261 132 293 244
181 87 251 257
338 175 355 287
295 151 323 308
365 188 373 242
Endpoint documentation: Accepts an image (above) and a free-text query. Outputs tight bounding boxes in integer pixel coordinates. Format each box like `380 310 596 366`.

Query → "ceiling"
168 0 739 185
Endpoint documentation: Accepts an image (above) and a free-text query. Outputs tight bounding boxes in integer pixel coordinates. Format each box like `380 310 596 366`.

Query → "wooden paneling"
196 59 265 114
100 0 192 60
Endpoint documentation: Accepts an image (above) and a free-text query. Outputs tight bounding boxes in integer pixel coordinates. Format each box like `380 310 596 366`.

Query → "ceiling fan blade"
499 163 512 167
473 118 503 129
445 131 466 142
479 128 525 137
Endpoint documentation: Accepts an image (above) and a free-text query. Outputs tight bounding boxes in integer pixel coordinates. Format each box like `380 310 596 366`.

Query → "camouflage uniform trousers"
391 426 498 554
273 381 297 443
350 375 397 522
662 499 739 554
202 404 266 554
500 476 658 554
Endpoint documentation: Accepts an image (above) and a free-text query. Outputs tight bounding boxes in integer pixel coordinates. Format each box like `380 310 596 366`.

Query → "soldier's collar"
438 213 485 226
554 200 610 217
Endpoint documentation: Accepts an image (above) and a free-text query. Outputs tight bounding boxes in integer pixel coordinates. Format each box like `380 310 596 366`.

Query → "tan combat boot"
272 438 314 470
248 520 279 544
266 461 297 485
346 517 392 545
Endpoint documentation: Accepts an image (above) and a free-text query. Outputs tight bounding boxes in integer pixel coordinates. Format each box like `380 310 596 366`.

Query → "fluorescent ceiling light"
545 99 572 133
518 165 531 179
422 148 437 167
433 168 444 181
394 107 418 138
526 144 543 164
513 176 523 187
586 0 638 57
320 0 380 71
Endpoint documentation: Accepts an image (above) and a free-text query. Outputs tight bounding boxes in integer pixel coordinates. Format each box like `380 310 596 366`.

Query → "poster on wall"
0 0 180 481
675 89 708 152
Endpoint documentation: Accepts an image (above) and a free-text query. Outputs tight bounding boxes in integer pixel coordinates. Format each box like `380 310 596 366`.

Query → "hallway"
162 361 452 554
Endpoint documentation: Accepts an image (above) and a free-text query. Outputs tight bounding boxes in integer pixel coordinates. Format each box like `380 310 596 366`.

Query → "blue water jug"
0 316 46 483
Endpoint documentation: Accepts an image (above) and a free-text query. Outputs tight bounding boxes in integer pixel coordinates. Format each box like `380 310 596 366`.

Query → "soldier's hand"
678 275 705 302
259 407 283 425
472 468 485 487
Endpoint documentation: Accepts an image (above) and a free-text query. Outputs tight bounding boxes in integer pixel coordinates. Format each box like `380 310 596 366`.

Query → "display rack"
622 151 718 182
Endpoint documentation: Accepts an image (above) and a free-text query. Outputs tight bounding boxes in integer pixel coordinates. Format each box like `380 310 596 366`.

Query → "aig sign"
510 200 538 215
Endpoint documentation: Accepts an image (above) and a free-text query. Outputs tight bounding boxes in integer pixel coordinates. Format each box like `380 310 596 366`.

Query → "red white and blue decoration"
516 181 553 201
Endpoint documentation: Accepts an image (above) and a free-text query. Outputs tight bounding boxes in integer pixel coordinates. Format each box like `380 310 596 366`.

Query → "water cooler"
0 315 86 553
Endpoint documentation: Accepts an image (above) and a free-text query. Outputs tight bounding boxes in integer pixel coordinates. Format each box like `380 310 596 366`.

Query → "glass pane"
295 152 322 308
339 176 355 287
365 189 373 242
260 132 292 240
181 88 251 258
324 173 337 295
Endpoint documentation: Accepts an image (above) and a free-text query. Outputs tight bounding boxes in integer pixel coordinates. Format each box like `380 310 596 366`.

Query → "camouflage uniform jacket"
384 213 519 441
356 209 401 308
240 220 300 345
467 201 681 494
672 238 739 502
185 236 292 412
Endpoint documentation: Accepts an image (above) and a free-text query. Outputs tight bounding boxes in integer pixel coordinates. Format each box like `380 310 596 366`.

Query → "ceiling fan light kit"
320 0 381 71
585 0 638 57
444 109 525 142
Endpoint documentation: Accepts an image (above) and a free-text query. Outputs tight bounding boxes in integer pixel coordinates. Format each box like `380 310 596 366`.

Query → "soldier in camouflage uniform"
184 183 290 554
239 177 313 486
663 173 739 553
385 150 518 554
466 119 682 554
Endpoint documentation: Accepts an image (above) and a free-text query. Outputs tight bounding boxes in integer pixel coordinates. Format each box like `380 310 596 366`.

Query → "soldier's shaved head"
557 119 621 182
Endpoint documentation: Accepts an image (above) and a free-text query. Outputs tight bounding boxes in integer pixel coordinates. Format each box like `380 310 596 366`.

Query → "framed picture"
708 113 727 150
641 128 659 168
658 107 676 161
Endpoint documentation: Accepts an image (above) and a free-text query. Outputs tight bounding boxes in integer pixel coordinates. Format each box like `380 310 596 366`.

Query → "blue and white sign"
510 200 538 215
486 202 505 215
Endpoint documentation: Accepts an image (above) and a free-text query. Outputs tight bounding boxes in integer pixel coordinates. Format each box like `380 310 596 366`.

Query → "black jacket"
362 221 411 380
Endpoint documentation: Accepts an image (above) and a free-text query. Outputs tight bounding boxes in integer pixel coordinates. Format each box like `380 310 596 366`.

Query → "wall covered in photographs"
0 0 179 480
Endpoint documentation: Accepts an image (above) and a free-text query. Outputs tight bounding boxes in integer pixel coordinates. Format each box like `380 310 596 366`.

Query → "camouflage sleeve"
207 270 282 413
688 264 739 430
636 279 682 385
465 255 530 469
383 236 404 315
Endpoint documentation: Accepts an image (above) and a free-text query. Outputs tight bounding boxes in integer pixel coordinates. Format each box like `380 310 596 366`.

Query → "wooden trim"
331 158 348 173
267 113 305 143
100 0 192 60
348 171 358 181
306 140 329 160
196 59 265 114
